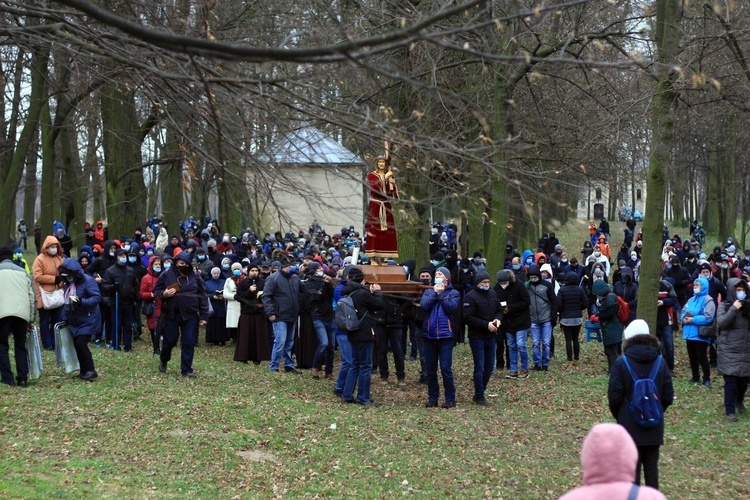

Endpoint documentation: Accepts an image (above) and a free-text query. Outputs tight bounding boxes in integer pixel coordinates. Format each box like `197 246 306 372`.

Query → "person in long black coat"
608 320 674 491
234 265 270 364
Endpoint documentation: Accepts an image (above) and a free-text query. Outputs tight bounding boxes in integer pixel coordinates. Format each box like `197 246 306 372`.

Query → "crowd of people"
2 213 750 493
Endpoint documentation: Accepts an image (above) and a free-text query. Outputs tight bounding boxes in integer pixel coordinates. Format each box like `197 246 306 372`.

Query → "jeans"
723 375 749 415
561 324 581 361
161 316 198 375
424 338 455 403
469 337 497 399
38 306 64 350
110 299 134 350
0 316 29 384
604 342 621 372
312 319 336 374
375 325 405 381
530 322 552 367
269 321 296 370
334 332 353 393
506 330 529 372
656 325 674 371
343 341 373 403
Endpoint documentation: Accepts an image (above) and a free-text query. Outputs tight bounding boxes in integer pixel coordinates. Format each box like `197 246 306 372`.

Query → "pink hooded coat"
559 423 666 500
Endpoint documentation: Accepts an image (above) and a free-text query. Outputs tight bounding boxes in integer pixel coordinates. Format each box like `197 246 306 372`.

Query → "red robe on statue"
365 170 399 259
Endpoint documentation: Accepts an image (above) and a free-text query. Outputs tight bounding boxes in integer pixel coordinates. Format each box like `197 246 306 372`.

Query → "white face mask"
499 283 509 289
315 270 324 277
693 286 701 294
47 247 58 256
593 252 601 258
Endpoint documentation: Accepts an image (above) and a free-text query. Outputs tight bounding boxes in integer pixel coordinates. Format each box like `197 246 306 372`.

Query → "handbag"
141 299 155 316
40 288 64 310
697 297 717 339
26 325 43 380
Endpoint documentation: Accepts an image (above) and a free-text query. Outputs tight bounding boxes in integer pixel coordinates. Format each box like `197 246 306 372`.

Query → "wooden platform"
358 265 423 295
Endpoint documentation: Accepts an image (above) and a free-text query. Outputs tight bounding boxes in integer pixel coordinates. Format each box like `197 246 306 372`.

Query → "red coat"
139 256 162 330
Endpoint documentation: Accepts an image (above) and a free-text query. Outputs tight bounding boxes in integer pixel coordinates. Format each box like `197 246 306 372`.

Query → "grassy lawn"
2 221 748 498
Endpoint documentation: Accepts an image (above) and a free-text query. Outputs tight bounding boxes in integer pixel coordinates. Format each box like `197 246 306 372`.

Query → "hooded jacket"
0 257 36 323
592 280 622 345
613 267 638 323
608 334 674 446
559 423 666 500
717 278 750 377
60 258 102 338
152 252 209 322
139 256 163 330
526 265 556 325
32 235 64 310
681 277 715 343
556 272 588 323
85 239 117 277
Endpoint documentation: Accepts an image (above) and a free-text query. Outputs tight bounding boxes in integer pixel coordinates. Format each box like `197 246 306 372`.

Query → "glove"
589 314 599 322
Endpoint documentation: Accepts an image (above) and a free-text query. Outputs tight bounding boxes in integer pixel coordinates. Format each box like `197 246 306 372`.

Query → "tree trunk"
101 82 148 239
637 0 684 332
22 130 39 224
0 46 48 242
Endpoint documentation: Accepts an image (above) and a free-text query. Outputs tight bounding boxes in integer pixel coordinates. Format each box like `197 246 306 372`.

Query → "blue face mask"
434 277 444 285
512 264 520 270
128 256 137 264
153 266 162 274
14 253 23 260
232 269 242 277
431 260 439 267
198 255 206 261
118 257 127 265
478 284 490 291
164 263 172 270
222 264 230 270
403 265 409 274
737 291 747 301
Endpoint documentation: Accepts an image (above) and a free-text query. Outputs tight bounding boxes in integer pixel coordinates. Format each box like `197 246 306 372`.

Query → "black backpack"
335 292 368 333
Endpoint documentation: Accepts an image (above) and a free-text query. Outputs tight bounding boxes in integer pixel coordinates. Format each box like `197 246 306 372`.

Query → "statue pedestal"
358 265 423 295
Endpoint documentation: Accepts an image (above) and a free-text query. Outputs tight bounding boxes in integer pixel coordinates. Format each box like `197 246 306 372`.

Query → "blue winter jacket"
420 284 461 340
681 277 715 343
62 258 102 338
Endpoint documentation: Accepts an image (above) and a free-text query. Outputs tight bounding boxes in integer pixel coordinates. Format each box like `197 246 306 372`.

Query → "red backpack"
609 293 630 324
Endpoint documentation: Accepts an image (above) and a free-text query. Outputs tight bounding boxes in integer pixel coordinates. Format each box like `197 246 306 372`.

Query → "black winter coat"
462 287 503 339
102 263 139 304
608 335 674 446
494 277 531 333
303 276 335 321
262 270 302 322
236 277 265 315
341 282 386 342
556 283 588 321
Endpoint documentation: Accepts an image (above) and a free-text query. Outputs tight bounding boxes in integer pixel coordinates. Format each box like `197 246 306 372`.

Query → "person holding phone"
462 271 503 405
